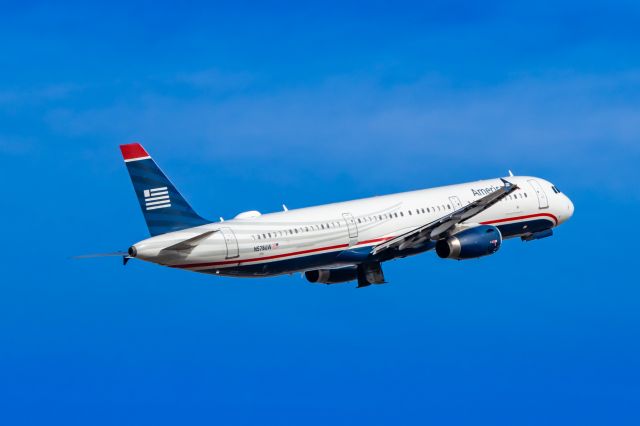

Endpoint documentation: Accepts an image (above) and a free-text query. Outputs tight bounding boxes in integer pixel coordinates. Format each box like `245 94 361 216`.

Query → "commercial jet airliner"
96 143 574 287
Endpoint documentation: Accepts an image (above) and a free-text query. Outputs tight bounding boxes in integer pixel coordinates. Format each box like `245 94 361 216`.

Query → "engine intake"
435 225 502 260
305 266 358 284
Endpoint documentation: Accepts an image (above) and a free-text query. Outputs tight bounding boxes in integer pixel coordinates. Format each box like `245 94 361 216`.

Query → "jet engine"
305 266 358 284
435 225 502 260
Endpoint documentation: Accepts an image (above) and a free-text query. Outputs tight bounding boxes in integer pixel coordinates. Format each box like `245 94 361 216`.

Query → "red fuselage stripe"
480 212 558 226
171 213 557 269
172 237 393 269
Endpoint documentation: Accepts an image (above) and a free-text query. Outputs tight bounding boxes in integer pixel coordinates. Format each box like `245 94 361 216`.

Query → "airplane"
94 143 574 287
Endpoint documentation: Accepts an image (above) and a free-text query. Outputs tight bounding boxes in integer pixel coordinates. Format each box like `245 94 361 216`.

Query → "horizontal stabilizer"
162 230 217 252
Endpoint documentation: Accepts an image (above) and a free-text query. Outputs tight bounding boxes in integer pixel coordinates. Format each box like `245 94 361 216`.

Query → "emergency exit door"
449 196 463 210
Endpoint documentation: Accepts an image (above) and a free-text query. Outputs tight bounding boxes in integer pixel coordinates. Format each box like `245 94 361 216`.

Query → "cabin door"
342 213 358 247
220 227 239 259
527 179 549 209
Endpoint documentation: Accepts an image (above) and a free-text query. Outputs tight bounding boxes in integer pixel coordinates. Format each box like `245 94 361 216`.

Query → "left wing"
372 178 517 255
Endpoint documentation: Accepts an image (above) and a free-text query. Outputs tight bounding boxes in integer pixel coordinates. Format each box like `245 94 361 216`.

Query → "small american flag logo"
144 187 171 210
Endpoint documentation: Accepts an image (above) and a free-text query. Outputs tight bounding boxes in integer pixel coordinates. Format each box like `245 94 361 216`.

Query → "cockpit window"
551 185 561 194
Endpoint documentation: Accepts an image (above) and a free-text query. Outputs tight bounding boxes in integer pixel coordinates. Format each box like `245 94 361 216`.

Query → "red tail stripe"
120 143 149 160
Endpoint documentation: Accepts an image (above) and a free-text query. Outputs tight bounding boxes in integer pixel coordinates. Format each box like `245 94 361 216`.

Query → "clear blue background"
1 1 640 424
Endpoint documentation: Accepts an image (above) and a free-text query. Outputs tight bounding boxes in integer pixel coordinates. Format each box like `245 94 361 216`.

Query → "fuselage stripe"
480 212 558 226
171 237 395 269
170 213 557 270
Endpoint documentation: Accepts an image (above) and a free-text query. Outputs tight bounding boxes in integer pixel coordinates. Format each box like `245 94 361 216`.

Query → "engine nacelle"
305 266 358 284
435 225 502 260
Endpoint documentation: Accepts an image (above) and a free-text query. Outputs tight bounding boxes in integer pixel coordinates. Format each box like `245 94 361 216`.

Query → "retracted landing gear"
357 262 386 288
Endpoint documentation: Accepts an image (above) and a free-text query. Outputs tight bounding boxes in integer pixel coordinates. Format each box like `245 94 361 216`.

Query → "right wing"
372 178 518 255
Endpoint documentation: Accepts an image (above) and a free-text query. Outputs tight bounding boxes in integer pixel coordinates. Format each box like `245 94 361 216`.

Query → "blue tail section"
120 143 210 236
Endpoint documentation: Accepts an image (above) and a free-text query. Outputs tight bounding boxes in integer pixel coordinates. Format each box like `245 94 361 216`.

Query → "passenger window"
447 204 451 209
408 210 412 215
357 218 361 223
524 193 528 198
400 212 404 217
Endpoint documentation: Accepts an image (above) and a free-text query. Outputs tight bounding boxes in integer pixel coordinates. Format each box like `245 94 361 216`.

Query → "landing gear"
357 262 386 288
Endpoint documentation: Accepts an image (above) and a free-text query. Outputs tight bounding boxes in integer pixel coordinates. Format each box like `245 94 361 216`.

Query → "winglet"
500 178 514 187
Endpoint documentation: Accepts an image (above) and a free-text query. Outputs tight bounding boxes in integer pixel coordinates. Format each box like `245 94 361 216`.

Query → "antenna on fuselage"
508 170 514 177
219 217 224 222
282 204 288 211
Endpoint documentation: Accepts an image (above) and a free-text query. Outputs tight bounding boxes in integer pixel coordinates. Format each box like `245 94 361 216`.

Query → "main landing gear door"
342 213 358 247
220 227 239 259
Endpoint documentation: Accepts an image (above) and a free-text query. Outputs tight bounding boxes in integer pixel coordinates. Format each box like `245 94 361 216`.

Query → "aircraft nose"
559 195 574 224
567 197 574 218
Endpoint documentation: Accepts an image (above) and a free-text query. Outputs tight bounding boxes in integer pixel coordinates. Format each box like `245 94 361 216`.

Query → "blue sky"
1 1 640 424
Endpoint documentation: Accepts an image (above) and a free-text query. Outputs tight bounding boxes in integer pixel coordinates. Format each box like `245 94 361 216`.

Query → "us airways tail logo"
144 187 171 210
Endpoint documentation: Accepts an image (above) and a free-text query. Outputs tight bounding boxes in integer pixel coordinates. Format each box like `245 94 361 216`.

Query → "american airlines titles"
470 185 501 197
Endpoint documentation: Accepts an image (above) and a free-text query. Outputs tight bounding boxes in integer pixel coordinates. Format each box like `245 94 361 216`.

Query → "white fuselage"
132 176 574 277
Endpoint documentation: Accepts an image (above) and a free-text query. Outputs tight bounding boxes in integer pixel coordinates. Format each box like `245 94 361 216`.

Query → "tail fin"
120 143 210 236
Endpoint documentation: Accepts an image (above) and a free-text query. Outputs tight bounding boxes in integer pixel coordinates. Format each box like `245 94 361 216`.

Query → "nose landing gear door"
528 179 549 209
342 213 358 247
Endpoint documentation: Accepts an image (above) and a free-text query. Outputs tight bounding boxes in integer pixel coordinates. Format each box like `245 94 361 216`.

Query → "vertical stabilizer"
120 143 210 236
